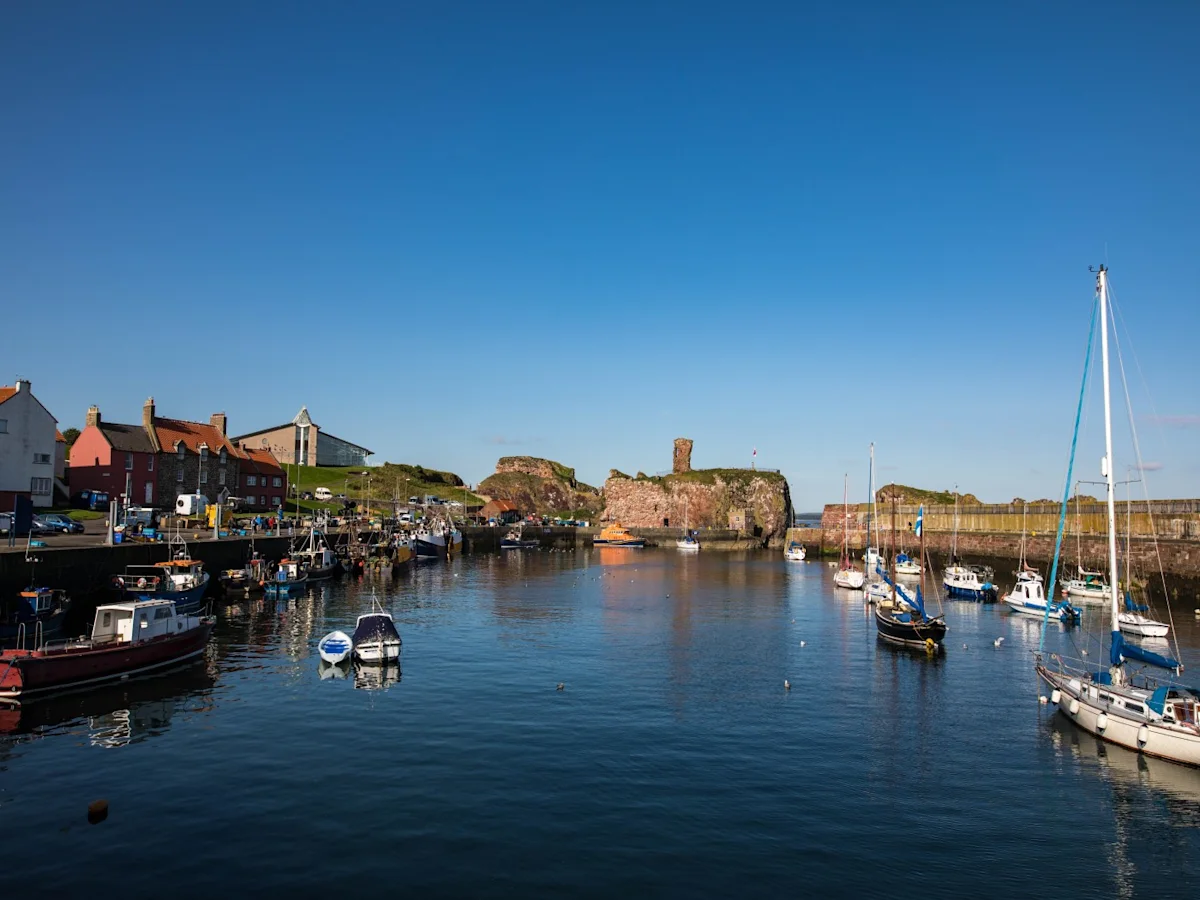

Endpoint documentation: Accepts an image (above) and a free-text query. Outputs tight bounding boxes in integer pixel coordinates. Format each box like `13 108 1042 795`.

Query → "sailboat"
1037 265 1199 767
873 499 947 650
942 488 998 601
1116 480 1170 638
675 496 700 551
1064 495 1110 602
832 475 864 590
863 443 886 575
1014 502 1043 584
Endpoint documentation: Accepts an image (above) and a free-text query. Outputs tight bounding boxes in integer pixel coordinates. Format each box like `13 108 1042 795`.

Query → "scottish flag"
915 505 924 537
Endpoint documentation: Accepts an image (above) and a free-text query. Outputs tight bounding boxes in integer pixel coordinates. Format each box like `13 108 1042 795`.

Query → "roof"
55 429 66 443
240 446 285 475
153 417 239 456
97 422 158 454
484 499 518 512
0 385 58 423
319 430 373 455
0 387 15 406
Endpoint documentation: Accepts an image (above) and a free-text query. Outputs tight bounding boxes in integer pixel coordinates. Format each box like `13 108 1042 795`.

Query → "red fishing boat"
0 598 214 706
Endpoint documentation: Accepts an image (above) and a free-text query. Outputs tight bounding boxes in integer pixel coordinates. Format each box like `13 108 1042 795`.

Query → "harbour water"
3 549 1199 897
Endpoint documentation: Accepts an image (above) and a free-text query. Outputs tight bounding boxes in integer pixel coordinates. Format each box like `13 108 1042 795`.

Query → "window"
125 452 134 471
0 418 6 432
155 607 171 620
247 475 258 487
176 469 185 483
145 482 153 504
273 476 282 487
147 455 153 471
219 448 226 463
35 593 52 612
33 452 51 464
177 443 186 458
199 446 208 461
102 612 112 628
30 477 52 495
219 470 226 486
261 495 268 506
199 470 208 484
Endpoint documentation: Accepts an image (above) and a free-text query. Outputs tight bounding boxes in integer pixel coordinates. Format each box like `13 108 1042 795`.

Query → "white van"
314 487 333 501
176 494 208 517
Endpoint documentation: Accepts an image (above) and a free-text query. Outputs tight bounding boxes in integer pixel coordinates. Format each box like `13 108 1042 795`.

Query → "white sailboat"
863 443 885 576
1116 481 1170 638
1038 265 1198 767
675 497 700 552
832 474 864 590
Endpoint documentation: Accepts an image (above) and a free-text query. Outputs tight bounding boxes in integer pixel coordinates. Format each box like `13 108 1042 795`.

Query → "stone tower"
673 438 693 474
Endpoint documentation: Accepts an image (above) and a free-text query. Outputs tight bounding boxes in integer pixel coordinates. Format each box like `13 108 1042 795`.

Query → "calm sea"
3 549 1199 898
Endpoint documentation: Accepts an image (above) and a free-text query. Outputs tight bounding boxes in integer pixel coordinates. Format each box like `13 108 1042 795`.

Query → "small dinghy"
318 630 353 665
352 605 402 665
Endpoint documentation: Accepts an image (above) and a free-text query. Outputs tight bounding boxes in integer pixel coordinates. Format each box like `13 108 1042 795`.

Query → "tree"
63 427 80 446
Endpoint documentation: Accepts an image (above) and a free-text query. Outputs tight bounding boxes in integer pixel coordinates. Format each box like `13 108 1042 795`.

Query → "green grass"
41 507 106 521
287 462 483 507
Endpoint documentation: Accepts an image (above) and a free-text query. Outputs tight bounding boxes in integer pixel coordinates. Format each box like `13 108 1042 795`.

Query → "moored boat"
318 630 353 665
501 526 540 550
784 541 806 561
1 587 71 647
1003 577 1079 624
593 522 645 548
874 502 947 651
352 605 402 664
1065 567 1110 603
116 558 211 614
0 598 214 706
943 563 998 601
220 555 270 594
832 475 863 589
415 521 464 557
294 527 341 579
264 559 308 597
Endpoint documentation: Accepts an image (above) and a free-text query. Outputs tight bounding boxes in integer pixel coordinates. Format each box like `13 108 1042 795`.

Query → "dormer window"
199 443 209 462
177 442 185 459
219 447 227 464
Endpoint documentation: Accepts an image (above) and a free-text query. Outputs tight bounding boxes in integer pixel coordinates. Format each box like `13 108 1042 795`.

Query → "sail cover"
352 614 401 645
1111 631 1179 671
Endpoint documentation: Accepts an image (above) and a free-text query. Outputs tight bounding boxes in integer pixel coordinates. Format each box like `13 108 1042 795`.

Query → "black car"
38 513 86 534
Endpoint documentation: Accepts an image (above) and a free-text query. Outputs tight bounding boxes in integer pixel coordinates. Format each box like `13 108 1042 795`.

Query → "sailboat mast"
1097 265 1121 635
951 486 959 559
842 473 849 564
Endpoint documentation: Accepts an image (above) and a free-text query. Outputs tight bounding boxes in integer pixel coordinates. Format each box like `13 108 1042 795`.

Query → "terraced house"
69 399 286 510
0 379 61 509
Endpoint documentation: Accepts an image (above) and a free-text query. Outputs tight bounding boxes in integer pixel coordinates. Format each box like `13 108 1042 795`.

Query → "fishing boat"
832 475 864 589
352 602 402 664
501 526 540 550
293 527 340 579
674 498 700 551
0 598 214 706
593 522 645 548
874 501 947 651
415 519 464 557
116 559 210 614
1037 265 1199 767
1 587 71 647
219 554 270 594
318 630 353 665
264 559 308 597
1003 577 1080 624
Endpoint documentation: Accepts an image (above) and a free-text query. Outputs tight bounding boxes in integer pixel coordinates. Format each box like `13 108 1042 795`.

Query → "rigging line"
1042 292 1100 654
1106 285 1183 666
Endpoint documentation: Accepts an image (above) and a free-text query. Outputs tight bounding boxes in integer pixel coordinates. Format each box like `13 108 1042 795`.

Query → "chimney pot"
86 405 101 427
210 412 227 436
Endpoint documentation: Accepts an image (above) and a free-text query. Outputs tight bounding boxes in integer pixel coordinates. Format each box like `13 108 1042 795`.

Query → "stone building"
231 406 373 468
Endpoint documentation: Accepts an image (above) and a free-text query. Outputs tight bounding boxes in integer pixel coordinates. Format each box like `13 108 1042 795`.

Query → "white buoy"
962 643 968 650
784 679 791 690
1039 695 1048 705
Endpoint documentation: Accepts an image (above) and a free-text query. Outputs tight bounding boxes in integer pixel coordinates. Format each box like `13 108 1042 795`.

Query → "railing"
653 467 781 476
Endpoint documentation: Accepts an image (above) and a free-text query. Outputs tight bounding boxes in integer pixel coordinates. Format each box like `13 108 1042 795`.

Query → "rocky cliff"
602 469 792 545
477 456 603 517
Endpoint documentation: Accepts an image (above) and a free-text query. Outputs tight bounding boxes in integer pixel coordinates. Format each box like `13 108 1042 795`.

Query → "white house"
0 379 60 510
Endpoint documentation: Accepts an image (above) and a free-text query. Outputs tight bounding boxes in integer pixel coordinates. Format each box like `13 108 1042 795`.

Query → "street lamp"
361 471 370 519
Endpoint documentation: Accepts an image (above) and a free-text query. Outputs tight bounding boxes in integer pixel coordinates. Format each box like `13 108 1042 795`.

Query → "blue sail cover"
875 565 927 619
1123 592 1149 613
1111 631 1180 671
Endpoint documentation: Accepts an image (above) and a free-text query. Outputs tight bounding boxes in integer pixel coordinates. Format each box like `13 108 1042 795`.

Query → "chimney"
15 378 29 392
143 397 156 429
86 405 101 427
210 412 227 436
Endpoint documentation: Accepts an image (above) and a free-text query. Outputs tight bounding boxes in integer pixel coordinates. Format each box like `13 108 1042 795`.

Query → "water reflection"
0 661 216 744
354 663 401 691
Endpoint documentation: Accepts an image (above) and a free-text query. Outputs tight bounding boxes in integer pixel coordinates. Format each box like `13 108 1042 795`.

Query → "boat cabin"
1150 686 1200 731
153 559 206 590
92 599 184 644
276 559 305 581
2 588 68 625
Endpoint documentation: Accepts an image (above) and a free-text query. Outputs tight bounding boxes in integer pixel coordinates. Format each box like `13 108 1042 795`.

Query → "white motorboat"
318 630 353 665
352 603 402 664
1065 567 1110 603
784 541 806 562
1003 578 1079 624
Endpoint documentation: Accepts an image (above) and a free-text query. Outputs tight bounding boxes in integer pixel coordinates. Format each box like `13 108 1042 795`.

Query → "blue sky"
3 1 1197 509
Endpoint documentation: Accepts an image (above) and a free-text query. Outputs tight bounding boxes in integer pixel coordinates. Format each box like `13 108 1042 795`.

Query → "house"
237 445 289 511
480 498 520 525
0 380 60 509
69 399 248 509
230 406 373 468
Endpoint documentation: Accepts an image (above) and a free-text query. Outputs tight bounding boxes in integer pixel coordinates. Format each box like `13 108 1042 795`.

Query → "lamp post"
361 471 370 519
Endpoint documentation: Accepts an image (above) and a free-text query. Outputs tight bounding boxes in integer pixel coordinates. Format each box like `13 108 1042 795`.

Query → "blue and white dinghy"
318 630 353 665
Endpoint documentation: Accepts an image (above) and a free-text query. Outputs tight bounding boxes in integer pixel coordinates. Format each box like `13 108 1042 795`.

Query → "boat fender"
1096 712 1108 732
924 638 935 653
1137 724 1149 747
137 577 148 589
1068 698 1080 715
111 576 124 589
1050 689 1061 705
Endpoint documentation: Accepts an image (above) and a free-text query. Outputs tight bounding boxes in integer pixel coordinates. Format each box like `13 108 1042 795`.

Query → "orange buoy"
88 799 109 824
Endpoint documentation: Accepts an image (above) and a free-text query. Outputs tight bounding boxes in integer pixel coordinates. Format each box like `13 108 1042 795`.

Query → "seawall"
463 526 765 552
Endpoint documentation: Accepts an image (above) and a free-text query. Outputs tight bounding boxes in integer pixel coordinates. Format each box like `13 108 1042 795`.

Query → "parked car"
38 513 85 534
0 513 53 537
72 490 110 511
334 493 348 501
300 491 314 501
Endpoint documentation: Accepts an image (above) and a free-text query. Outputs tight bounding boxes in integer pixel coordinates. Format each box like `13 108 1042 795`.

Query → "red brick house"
69 398 285 511
237 446 288 511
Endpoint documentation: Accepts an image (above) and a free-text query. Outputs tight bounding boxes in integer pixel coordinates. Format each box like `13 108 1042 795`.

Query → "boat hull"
944 582 998 602
501 540 540 550
593 539 645 548
1039 666 1200 768
129 575 210 614
416 533 464 558
264 577 308 597
0 609 68 645
0 623 214 705
1117 613 1170 638
318 631 353 665
833 569 865 590
1003 595 1078 624
874 607 947 649
354 640 401 664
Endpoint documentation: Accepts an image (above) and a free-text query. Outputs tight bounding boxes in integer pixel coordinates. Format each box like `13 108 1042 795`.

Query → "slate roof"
98 422 157 454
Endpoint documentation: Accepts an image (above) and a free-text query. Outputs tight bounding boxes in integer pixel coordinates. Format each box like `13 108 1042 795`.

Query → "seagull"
962 643 968 650
994 637 1005 648
1082 649 1089 656
784 679 791 690
556 683 565 691
800 641 807 647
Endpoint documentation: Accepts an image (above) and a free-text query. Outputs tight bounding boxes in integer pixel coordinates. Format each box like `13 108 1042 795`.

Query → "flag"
915 505 924 537
752 447 757 457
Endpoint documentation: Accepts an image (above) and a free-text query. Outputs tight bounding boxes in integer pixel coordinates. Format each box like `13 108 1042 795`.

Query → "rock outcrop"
603 467 792 545
477 456 602 517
